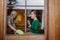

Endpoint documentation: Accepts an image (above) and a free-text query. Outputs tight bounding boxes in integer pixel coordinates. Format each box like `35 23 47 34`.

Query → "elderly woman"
7 11 17 34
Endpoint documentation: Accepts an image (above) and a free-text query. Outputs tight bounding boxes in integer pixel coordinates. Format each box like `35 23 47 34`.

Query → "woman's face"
30 12 36 19
11 11 17 18
13 13 17 18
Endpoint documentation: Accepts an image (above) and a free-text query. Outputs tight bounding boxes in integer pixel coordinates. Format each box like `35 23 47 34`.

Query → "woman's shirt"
30 19 40 34
7 16 16 28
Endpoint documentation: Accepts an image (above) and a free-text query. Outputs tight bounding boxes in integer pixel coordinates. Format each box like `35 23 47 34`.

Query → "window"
6 0 44 35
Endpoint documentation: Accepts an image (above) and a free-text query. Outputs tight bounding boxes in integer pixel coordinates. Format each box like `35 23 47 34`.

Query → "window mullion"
25 0 27 33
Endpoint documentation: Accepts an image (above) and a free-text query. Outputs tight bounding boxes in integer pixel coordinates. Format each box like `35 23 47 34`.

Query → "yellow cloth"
16 30 24 34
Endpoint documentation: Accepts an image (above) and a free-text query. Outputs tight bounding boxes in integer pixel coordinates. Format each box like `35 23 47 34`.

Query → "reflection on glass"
6 10 25 34
6 10 44 35
27 0 44 5
15 0 25 5
26 10 44 34
7 0 25 5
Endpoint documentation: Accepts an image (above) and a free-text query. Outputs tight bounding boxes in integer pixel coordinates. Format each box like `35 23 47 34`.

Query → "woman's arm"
8 23 16 32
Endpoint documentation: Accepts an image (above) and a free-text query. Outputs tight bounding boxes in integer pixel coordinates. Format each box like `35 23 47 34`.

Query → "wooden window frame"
0 0 49 40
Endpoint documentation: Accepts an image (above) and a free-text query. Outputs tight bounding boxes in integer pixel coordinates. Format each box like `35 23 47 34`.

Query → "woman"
7 11 24 34
30 11 40 34
7 11 17 34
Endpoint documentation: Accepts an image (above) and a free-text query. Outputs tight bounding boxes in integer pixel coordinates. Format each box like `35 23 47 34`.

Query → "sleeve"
7 16 11 24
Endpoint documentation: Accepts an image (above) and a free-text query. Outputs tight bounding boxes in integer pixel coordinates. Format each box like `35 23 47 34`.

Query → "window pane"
6 0 45 35
6 9 26 35
26 10 44 34
7 0 25 9
7 0 25 5
27 0 44 5
15 0 25 5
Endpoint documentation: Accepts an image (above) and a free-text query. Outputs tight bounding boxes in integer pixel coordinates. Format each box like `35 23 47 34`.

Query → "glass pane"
27 0 44 5
6 0 26 35
6 0 45 35
26 10 44 34
15 0 25 5
7 0 25 9
6 9 25 35
7 0 25 5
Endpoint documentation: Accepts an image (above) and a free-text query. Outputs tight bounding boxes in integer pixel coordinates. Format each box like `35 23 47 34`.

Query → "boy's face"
30 12 36 19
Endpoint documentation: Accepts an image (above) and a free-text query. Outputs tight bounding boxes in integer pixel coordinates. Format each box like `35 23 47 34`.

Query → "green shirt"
30 19 40 34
